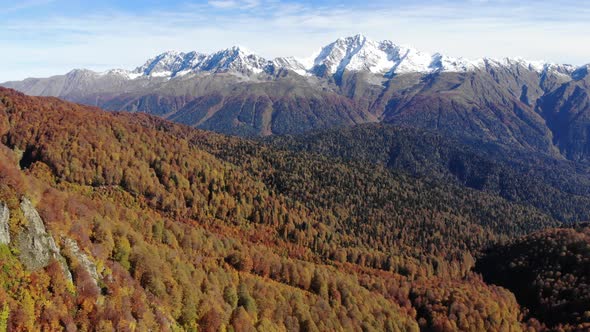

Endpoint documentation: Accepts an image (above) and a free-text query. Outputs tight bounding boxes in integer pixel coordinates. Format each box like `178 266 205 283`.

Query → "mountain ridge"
4 34 582 82
3 34 590 162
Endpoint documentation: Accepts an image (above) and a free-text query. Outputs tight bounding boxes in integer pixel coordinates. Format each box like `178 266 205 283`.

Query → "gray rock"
17 198 72 281
63 237 100 288
0 203 10 244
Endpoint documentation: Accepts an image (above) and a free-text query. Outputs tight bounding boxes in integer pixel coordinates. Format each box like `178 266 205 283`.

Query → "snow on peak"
129 46 275 78
272 57 307 76
478 57 578 77
134 51 199 77
312 34 390 74
307 35 577 77
309 35 483 75
197 46 270 74
107 34 580 80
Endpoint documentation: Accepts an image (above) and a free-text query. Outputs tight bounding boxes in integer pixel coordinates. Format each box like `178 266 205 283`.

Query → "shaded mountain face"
476 224 590 329
2 34 589 160
537 70 590 161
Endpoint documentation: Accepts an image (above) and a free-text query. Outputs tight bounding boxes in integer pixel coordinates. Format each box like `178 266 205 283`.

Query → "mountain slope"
477 224 590 330
4 35 589 162
0 87 420 331
537 69 590 161
4 68 375 136
268 123 590 223
0 87 570 330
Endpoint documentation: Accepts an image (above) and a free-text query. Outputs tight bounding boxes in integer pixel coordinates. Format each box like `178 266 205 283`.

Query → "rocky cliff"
16 198 72 281
0 202 10 245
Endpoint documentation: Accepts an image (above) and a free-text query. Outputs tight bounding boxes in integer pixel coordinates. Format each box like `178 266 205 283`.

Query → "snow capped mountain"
131 47 271 78
309 34 437 75
80 34 584 80
3 34 589 145
134 51 205 77
195 46 270 74
272 57 307 76
308 34 576 76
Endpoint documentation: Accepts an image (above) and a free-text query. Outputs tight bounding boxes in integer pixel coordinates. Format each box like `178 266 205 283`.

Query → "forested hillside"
477 225 590 330
0 87 587 330
267 124 590 223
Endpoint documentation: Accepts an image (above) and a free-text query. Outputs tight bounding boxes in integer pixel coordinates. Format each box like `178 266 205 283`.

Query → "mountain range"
11 34 580 79
1 31 590 330
3 34 590 163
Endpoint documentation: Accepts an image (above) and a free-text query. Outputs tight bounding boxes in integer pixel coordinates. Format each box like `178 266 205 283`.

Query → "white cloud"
208 0 261 9
208 0 239 8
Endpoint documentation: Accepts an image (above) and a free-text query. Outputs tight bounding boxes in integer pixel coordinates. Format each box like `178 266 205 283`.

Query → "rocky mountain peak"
49 34 585 81
572 64 590 80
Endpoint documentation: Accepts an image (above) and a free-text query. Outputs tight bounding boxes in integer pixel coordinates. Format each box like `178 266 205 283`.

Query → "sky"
1 0 589 81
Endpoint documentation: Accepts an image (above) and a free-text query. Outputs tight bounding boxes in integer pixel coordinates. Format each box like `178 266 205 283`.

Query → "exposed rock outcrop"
17 198 72 281
0 203 10 244
63 238 100 289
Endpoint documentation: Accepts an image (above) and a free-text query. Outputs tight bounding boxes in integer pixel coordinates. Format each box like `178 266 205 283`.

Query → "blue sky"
1 0 589 81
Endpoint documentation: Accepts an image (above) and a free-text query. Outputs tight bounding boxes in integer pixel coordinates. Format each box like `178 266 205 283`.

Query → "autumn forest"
0 85 588 332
